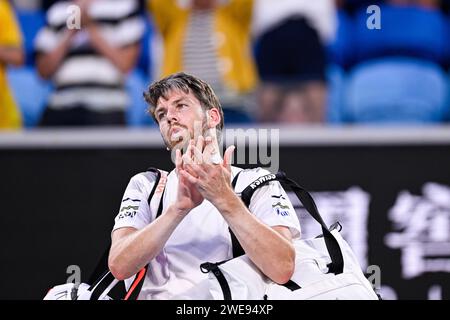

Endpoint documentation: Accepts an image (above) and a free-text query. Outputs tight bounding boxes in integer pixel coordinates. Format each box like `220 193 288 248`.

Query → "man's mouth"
170 126 185 142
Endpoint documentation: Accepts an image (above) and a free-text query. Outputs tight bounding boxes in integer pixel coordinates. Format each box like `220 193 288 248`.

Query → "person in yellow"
0 0 24 129
148 0 257 122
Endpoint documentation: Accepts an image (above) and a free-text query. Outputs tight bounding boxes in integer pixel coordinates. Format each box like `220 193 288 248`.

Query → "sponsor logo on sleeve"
272 200 291 216
122 198 141 203
120 205 139 212
118 199 141 220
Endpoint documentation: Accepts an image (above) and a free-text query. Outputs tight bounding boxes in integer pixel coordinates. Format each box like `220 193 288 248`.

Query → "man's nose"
166 107 179 124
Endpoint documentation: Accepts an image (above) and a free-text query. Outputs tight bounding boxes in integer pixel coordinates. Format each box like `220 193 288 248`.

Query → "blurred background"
1 0 450 299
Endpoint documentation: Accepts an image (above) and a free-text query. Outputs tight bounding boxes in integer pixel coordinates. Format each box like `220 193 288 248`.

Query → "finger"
202 136 216 164
178 168 185 184
175 149 182 170
222 145 235 170
178 170 190 191
195 136 205 154
182 152 193 165
184 162 199 178
193 121 202 146
182 140 194 165
185 162 207 178
192 145 204 165
180 169 198 185
202 136 213 153
189 139 196 159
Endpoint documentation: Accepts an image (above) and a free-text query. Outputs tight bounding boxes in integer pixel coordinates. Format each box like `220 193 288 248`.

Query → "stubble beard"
163 119 212 152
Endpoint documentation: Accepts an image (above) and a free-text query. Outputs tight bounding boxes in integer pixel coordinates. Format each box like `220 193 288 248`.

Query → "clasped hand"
174 136 235 215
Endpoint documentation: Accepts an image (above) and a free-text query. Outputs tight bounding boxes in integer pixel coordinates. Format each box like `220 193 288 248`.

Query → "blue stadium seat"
136 15 154 77
326 64 346 123
14 9 46 66
345 57 448 123
353 5 449 66
222 108 254 125
125 69 155 127
125 16 157 126
326 10 354 68
7 66 51 127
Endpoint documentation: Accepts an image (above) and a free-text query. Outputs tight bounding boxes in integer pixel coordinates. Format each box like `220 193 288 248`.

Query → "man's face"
154 89 208 151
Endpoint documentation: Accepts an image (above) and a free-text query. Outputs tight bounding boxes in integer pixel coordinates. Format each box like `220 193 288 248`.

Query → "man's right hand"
174 144 204 215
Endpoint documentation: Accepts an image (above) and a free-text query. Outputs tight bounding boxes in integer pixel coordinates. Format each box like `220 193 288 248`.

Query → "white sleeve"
112 172 157 232
34 27 60 53
34 3 65 53
241 169 301 239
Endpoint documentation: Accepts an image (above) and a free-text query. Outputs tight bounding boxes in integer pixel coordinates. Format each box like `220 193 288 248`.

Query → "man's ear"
207 108 221 128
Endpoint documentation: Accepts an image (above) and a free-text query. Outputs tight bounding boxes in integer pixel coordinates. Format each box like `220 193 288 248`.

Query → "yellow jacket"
0 0 23 129
149 0 257 94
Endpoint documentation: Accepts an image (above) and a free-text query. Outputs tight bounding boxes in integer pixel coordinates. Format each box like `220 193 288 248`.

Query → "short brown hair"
143 72 224 133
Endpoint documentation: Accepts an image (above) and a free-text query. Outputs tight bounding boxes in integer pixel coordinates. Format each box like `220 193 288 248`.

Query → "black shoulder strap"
231 170 243 189
156 188 165 219
200 262 232 300
147 167 162 205
238 171 344 275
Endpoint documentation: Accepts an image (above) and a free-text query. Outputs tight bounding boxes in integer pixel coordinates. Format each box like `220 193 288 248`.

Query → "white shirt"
113 166 301 300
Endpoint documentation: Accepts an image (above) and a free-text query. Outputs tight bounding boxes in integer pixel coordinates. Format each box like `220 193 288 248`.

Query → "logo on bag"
288 187 371 269
385 183 450 279
156 172 168 194
250 174 276 190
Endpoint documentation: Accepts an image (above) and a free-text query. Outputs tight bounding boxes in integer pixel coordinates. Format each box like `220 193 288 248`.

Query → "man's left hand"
179 137 235 204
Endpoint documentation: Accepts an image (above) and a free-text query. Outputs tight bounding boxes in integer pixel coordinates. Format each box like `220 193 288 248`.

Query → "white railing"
1 125 450 148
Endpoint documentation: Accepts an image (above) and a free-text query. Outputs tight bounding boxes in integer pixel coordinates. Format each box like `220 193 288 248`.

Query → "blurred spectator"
41 0 147 11
12 0 42 11
338 0 384 14
389 0 438 8
35 0 145 126
337 0 440 14
253 0 336 123
0 0 25 129
42 0 62 11
148 0 257 123
441 0 450 13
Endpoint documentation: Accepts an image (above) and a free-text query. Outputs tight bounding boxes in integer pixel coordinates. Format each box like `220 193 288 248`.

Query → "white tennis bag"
43 265 148 300
196 171 380 300
44 283 94 300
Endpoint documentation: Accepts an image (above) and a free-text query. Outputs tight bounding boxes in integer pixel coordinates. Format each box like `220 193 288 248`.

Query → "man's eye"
157 112 166 120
